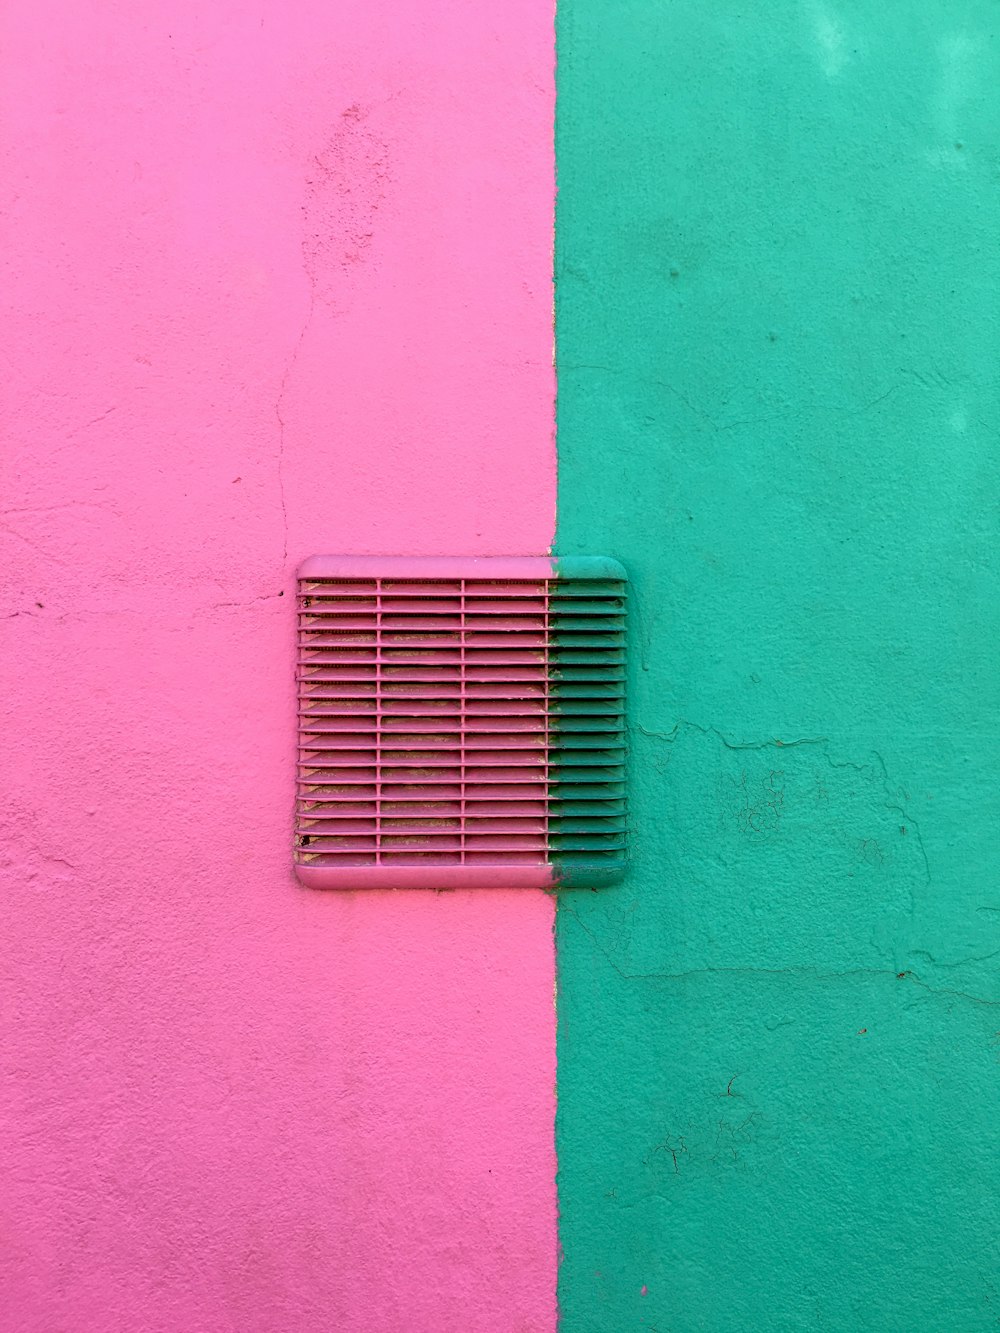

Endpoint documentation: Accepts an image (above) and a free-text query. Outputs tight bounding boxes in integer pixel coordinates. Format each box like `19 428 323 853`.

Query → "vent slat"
295 562 626 885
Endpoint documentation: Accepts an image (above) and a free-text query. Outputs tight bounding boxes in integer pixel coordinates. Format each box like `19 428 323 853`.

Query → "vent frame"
295 555 626 890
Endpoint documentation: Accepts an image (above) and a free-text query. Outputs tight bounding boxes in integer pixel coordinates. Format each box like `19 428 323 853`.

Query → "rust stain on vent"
295 556 626 890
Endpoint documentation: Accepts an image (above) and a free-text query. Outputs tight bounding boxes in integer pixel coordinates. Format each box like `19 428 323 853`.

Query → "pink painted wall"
0 3 556 1330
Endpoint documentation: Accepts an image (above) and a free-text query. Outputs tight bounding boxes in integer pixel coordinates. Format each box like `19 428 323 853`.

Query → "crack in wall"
571 718 1000 997
635 719 932 889
636 720 830 752
561 903 1000 1009
0 523 69 566
274 292 314 566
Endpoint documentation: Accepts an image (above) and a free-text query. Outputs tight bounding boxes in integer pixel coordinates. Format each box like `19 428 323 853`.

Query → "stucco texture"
0 2 556 1330
555 2 1000 1330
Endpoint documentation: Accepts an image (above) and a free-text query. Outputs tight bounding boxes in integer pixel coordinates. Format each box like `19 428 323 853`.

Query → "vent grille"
295 556 626 889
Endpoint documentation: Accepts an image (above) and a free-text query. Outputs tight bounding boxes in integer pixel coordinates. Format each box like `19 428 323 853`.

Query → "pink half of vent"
296 556 557 889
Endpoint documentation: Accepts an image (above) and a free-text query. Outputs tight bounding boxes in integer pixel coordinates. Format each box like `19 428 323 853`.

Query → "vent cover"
295 556 626 890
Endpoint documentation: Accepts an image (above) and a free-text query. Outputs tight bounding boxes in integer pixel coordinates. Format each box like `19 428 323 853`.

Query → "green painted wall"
554 3 1000 1329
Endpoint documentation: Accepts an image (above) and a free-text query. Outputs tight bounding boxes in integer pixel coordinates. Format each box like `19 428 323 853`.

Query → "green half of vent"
548 556 627 888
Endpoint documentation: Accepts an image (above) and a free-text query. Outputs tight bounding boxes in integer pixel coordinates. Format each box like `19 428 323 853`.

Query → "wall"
0 3 556 1330
555 2 1000 1329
